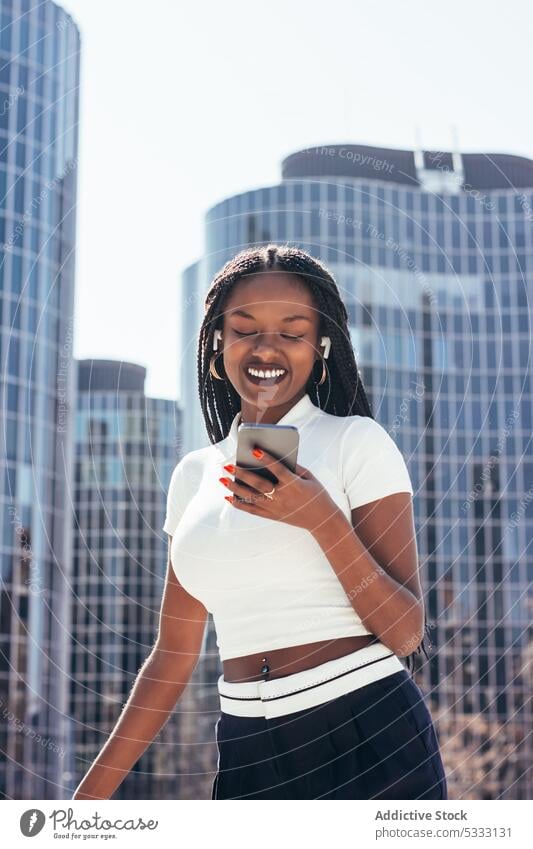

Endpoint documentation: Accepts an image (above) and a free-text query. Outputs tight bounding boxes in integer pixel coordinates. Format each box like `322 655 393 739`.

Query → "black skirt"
212 668 448 800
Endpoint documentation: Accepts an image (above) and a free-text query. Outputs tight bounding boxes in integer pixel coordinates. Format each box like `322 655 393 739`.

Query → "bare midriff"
222 633 379 683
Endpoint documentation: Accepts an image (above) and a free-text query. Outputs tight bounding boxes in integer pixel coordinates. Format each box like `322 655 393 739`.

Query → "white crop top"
162 392 414 661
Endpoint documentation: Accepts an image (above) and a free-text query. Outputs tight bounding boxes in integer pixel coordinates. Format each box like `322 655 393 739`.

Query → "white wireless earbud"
320 336 331 359
213 329 223 351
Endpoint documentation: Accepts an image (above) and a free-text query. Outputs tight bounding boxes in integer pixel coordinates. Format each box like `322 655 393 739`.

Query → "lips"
245 362 286 371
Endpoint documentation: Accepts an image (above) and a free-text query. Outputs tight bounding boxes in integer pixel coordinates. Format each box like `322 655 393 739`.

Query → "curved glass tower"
0 0 80 798
181 143 533 799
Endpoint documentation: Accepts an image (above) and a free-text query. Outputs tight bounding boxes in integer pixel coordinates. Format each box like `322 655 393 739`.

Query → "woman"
73 244 447 801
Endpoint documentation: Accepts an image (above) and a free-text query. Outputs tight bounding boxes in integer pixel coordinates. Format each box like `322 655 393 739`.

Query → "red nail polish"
224 495 233 502
219 477 230 486
252 448 263 458
223 464 235 473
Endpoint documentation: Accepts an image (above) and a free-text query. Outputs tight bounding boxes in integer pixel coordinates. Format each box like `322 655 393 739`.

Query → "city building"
0 0 80 799
69 358 196 799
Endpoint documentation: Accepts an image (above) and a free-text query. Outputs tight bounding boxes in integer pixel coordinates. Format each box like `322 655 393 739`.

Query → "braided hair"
198 242 432 675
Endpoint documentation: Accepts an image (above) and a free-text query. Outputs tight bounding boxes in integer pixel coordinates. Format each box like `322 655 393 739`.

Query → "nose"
251 333 279 353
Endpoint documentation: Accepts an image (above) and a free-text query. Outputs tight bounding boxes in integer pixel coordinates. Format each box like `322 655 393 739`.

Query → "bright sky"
57 0 532 402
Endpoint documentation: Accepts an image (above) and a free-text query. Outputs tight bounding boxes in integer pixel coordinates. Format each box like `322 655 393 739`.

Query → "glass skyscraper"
0 0 80 798
69 359 189 799
180 143 532 799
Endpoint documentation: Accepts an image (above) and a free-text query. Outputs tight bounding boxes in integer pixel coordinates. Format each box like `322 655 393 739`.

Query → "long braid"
197 243 432 675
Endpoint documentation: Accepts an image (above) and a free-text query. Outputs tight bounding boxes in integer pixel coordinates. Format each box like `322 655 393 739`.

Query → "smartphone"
235 423 299 489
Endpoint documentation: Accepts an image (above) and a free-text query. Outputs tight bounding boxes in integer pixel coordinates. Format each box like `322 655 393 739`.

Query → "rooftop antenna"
450 123 464 183
413 124 424 172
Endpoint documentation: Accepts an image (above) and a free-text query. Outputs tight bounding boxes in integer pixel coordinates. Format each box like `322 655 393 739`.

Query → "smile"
244 366 288 385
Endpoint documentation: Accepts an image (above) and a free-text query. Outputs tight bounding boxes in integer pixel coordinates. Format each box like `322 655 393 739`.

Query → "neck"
239 390 307 425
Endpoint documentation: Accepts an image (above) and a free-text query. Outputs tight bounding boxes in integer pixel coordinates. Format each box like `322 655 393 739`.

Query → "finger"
225 494 265 513
294 462 312 478
220 476 261 500
251 446 291 481
231 465 276 494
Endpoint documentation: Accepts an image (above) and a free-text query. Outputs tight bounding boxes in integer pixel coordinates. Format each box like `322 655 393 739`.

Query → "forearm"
310 508 423 654
72 649 191 800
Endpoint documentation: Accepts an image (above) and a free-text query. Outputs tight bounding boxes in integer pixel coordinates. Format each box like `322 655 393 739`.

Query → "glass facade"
183 149 533 799
0 0 80 799
69 359 187 799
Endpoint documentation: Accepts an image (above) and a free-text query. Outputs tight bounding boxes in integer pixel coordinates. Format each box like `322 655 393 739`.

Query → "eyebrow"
228 309 312 323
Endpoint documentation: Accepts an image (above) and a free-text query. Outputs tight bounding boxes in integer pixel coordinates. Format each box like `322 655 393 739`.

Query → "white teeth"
247 367 286 379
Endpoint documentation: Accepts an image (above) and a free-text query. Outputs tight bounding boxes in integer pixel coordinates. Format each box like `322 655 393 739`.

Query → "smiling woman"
190 243 445 799
73 243 446 802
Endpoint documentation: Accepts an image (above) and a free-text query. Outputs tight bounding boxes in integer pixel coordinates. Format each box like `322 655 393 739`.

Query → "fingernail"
252 448 263 458
224 495 233 502
223 464 235 473
219 477 230 486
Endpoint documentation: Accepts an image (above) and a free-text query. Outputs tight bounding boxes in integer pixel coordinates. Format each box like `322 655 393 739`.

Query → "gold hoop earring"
209 352 225 381
313 356 327 386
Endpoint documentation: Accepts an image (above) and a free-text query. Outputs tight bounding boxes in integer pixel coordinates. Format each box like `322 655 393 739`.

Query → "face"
219 272 322 421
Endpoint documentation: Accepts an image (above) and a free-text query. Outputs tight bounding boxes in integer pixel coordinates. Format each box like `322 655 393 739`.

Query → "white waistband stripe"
217 641 405 718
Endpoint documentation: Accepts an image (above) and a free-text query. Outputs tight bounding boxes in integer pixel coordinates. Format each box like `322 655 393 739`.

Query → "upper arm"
351 493 421 603
154 536 208 670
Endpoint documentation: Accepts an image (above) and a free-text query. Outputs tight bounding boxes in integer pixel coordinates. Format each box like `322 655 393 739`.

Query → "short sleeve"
162 457 189 536
340 417 414 510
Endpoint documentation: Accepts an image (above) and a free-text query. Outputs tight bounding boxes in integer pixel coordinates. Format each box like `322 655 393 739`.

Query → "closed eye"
233 330 304 340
